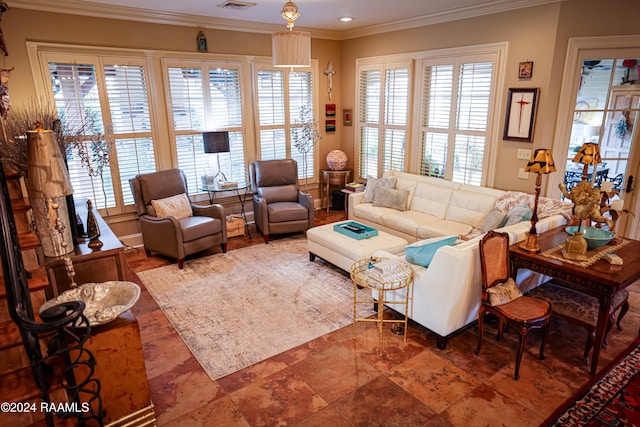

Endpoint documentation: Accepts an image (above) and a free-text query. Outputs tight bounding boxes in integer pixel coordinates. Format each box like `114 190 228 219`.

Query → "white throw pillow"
363 176 397 203
151 193 193 219
372 187 409 211
486 278 522 306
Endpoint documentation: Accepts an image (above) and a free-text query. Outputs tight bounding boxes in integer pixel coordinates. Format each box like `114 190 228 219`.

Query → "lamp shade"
203 131 230 154
26 128 73 199
272 30 311 68
573 143 602 165
524 148 556 174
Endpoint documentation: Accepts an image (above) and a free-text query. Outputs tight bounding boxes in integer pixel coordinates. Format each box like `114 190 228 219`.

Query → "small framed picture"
503 88 539 142
519 61 533 79
325 104 336 117
343 108 352 126
325 119 336 132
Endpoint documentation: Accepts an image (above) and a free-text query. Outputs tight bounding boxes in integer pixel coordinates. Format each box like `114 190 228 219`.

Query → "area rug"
544 336 640 426
137 236 375 381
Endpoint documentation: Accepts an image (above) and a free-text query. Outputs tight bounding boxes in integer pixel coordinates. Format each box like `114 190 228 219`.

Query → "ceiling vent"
217 0 257 11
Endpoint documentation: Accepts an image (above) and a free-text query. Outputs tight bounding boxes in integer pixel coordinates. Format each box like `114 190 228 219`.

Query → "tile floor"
127 211 640 426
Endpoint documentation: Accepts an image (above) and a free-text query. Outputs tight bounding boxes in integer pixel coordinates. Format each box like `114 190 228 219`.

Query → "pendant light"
271 1 311 68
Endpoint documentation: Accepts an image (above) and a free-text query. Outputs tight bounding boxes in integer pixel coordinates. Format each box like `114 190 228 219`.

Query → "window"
47 57 156 213
254 63 317 181
357 62 411 178
165 62 247 192
419 60 494 185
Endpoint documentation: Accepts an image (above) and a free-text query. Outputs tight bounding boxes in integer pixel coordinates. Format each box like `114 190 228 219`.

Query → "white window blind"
47 60 156 212
166 64 247 191
255 65 316 180
420 60 493 185
357 63 410 178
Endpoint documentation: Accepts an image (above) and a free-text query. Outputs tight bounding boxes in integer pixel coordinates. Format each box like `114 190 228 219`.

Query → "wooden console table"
44 198 126 297
510 226 640 375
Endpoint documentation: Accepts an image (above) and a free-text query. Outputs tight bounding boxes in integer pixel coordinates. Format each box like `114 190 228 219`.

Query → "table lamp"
203 131 230 183
520 148 556 253
26 125 78 287
573 142 602 181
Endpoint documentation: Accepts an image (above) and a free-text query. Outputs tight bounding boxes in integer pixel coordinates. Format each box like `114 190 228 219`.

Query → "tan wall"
3 2 640 236
341 0 640 193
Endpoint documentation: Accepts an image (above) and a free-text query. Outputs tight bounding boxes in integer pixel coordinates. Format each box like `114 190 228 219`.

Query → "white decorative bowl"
39 281 141 326
326 150 348 171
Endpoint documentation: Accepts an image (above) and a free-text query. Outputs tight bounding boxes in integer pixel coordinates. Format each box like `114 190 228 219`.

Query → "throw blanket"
495 191 573 220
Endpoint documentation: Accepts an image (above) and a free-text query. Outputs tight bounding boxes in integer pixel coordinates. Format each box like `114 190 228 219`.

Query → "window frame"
252 59 320 185
355 43 507 186
31 48 159 216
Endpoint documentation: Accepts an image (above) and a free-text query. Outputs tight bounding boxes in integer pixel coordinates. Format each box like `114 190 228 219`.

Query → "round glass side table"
350 256 414 355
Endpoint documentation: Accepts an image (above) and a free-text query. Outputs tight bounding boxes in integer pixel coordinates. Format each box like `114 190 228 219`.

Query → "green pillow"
405 235 458 267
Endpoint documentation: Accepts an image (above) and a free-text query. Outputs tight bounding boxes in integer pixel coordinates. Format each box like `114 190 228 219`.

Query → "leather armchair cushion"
180 216 222 242
268 202 309 223
138 169 187 205
258 184 298 203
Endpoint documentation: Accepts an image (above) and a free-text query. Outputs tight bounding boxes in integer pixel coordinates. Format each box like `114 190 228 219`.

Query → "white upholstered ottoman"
307 221 409 272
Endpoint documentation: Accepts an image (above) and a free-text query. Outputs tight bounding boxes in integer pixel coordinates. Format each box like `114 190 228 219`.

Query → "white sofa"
347 171 571 349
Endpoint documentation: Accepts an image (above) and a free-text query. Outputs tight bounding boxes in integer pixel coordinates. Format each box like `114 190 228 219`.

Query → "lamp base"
519 232 540 253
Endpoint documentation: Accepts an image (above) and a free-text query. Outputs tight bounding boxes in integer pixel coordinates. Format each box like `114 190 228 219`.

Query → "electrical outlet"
518 168 529 179
517 149 532 160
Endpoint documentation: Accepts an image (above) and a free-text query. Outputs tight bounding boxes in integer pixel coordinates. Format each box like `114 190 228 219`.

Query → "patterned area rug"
545 336 640 426
137 236 375 381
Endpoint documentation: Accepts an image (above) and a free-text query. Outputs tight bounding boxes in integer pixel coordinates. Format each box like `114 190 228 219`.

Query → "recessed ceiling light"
339 17 353 22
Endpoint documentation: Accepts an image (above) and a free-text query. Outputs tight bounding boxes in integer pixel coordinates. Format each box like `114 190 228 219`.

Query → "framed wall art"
518 61 533 79
325 119 336 132
325 104 336 117
503 88 539 142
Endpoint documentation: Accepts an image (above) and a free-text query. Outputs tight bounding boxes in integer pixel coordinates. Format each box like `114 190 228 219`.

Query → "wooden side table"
321 169 352 211
44 198 126 298
350 256 414 355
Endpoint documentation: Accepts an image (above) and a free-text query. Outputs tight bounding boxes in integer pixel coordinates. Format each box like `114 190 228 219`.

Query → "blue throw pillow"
405 235 458 267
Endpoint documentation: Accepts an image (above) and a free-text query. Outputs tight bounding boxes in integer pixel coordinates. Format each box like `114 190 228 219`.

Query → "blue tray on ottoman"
334 221 378 240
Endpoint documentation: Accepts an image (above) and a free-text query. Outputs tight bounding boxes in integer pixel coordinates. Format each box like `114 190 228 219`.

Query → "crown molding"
339 0 565 40
7 0 564 41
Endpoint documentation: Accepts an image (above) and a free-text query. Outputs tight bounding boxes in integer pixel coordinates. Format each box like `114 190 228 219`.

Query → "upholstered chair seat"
130 168 227 269
250 159 314 243
529 281 629 364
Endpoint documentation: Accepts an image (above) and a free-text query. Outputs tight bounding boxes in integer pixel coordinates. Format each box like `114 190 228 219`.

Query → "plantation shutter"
48 59 157 212
166 64 247 192
288 71 314 179
420 59 494 185
383 67 409 172
357 62 410 179
103 64 156 206
48 62 116 210
255 65 315 180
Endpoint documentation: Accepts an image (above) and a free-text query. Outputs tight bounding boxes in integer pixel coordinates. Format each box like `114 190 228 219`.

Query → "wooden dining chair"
475 230 552 380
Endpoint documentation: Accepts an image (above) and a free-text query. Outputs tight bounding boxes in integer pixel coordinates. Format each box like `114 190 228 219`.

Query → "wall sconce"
271 1 311 68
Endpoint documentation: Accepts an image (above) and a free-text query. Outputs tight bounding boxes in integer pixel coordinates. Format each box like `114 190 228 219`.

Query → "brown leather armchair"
130 168 227 269
250 159 314 243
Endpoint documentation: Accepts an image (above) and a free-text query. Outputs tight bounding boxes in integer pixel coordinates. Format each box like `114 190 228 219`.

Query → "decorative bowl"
39 281 141 327
565 226 614 249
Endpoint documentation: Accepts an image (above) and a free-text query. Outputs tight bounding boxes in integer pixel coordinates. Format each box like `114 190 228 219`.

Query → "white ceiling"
8 0 563 39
